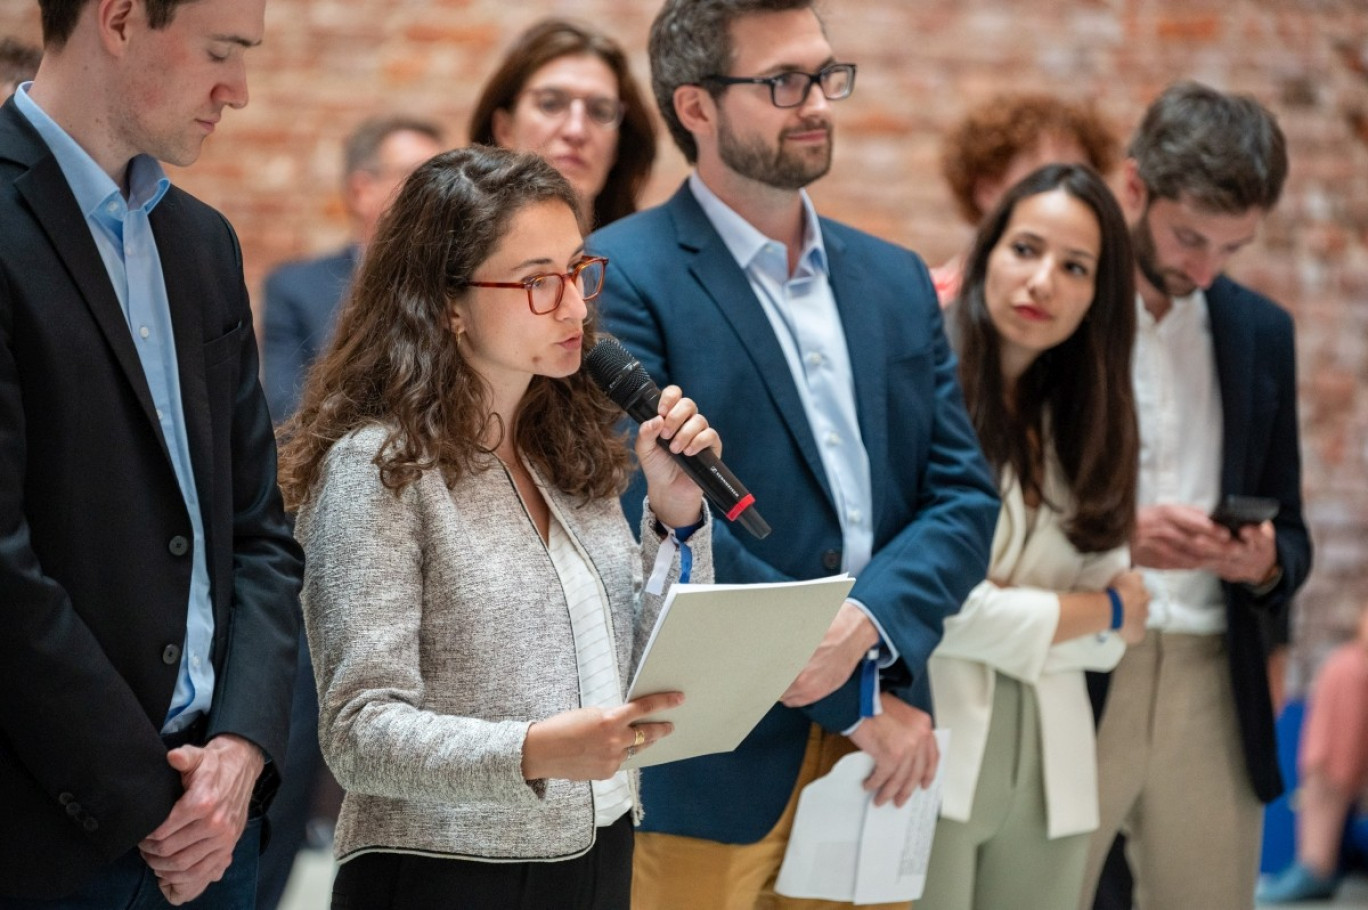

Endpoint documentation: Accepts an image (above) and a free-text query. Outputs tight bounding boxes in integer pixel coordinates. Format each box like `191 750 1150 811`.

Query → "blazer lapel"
667 187 835 507
150 193 214 527
1206 277 1253 494
13 146 173 466
823 224 890 512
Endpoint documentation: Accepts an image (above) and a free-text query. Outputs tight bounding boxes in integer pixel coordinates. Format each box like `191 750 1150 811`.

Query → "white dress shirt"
1132 291 1227 634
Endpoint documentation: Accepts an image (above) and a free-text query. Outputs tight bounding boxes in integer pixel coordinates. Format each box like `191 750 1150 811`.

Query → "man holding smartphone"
1079 82 1312 910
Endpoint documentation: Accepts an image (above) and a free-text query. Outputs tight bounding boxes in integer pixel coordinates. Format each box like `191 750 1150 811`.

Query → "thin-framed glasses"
466 256 608 315
521 87 626 129
700 63 857 109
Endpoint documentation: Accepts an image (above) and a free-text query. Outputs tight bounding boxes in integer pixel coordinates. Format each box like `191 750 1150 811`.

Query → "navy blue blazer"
589 182 998 844
261 246 356 422
1207 275 1312 803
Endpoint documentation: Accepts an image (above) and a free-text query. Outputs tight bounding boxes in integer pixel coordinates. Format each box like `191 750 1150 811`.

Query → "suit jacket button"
822 549 841 571
162 644 182 665
65 801 82 817
58 792 75 806
83 817 99 832
168 535 189 556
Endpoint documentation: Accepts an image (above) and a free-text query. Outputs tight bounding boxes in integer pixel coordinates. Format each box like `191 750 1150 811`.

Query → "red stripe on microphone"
726 494 756 522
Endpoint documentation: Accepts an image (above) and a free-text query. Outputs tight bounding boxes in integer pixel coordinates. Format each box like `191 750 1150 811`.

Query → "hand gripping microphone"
584 337 771 540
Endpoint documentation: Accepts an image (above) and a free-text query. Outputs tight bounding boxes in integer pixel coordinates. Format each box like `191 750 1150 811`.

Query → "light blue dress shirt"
688 174 899 680
16 85 215 735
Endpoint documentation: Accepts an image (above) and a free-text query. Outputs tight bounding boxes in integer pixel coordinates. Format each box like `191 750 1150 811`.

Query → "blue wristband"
1105 587 1124 631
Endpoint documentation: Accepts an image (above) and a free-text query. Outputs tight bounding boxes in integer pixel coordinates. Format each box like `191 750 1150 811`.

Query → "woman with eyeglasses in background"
278 146 716 909
469 19 656 230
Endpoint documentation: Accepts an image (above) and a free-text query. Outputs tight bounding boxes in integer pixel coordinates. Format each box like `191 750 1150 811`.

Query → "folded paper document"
623 575 853 769
774 730 950 904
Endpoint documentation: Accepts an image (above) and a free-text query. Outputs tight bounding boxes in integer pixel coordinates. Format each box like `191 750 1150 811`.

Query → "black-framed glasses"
466 256 607 315
521 87 626 129
700 63 857 109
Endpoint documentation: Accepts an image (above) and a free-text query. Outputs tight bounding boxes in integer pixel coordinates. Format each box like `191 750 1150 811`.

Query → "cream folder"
623 575 854 770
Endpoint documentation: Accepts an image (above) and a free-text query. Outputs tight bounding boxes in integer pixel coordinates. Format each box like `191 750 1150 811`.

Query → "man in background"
0 36 40 97
261 114 443 421
1080 81 1312 910
1 0 302 903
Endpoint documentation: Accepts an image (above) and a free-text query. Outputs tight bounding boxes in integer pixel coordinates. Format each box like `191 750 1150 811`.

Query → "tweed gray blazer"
298 425 713 863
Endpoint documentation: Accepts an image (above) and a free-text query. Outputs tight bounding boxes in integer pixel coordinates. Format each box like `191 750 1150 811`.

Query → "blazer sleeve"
0 268 183 858
205 229 304 771
813 292 997 727
1248 309 1311 612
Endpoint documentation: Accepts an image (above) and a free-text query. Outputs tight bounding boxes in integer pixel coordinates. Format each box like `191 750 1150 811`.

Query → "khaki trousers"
1079 632 1263 910
632 725 911 910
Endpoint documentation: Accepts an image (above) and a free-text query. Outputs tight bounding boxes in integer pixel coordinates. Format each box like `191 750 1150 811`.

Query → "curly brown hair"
277 147 631 511
941 93 1118 225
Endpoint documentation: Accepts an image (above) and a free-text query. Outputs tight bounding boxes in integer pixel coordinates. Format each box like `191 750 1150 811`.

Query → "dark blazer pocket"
203 321 248 369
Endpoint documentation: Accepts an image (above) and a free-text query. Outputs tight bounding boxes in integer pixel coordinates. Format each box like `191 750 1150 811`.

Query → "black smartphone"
1209 495 1279 533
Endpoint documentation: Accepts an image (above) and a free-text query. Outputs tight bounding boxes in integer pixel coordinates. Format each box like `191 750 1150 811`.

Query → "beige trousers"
632 725 910 910
1079 632 1264 910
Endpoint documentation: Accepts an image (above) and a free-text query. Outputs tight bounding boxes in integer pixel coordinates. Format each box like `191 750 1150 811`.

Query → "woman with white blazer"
921 164 1148 910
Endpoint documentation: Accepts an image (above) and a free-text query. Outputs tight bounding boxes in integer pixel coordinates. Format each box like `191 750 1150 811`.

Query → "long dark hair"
954 163 1138 552
468 19 656 229
278 147 630 510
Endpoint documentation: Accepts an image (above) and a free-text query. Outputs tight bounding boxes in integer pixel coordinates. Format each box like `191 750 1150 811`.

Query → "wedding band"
633 728 646 748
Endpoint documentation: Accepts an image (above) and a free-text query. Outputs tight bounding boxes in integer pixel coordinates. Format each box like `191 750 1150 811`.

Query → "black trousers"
331 814 633 910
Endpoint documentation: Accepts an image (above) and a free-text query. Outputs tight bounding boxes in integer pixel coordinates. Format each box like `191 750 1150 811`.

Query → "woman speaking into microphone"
277 146 716 910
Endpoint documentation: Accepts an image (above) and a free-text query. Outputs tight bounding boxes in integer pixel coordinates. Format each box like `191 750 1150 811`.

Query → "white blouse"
545 517 634 828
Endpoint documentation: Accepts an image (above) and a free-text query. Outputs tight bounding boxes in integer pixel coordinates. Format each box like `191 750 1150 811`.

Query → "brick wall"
5 0 1368 689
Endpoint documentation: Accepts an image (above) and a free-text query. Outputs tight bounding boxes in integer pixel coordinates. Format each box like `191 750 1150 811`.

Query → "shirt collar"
1135 286 1207 333
14 83 171 222
688 172 829 278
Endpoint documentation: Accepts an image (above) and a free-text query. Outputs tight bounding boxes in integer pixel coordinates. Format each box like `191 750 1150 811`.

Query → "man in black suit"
261 115 443 422
1079 81 1312 910
0 0 302 904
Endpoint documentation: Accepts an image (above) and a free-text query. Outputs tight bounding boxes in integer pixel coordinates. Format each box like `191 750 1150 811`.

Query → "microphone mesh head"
584 336 653 408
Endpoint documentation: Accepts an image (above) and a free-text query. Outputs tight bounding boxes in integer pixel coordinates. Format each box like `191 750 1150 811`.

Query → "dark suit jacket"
0 97 304 899
1089 275 1311 806
1208 275 1311 803
589 182 998 844
261 246 356 422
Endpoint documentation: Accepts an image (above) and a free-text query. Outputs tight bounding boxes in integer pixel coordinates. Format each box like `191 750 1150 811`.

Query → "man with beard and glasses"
1078 81 1312 910
589 1 998 907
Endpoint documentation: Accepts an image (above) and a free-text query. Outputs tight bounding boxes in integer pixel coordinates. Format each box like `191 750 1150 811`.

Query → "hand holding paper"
848 693 939 806
623 576 853 769
775 730 951 905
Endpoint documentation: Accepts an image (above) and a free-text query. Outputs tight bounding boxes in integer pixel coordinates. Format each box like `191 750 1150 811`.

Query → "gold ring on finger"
633 728 646 748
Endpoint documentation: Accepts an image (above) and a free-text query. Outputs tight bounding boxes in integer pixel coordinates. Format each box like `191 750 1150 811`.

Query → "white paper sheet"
774 729 950 905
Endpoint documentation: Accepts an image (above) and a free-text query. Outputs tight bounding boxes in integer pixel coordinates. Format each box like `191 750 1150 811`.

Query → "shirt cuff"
846 597 898 666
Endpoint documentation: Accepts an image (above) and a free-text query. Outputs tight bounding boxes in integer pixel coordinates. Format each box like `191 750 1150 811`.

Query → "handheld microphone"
584 337 771 540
